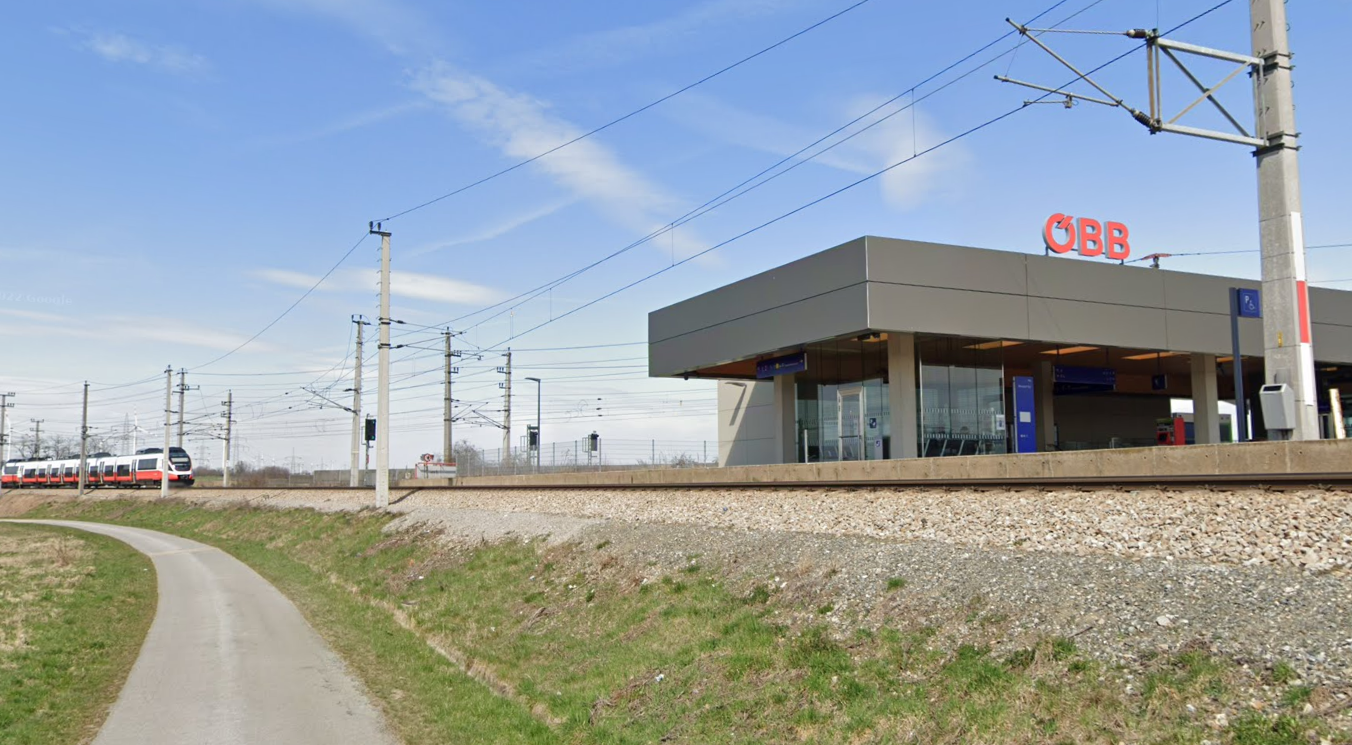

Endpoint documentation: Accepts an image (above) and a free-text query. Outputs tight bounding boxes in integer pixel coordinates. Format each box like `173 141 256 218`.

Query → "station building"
647 236 1352 467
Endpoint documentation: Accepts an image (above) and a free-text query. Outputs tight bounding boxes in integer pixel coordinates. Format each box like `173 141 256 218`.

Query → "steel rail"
113 472 1352 492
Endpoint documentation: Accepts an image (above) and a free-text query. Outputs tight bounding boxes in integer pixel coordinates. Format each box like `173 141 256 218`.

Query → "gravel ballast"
7 483 1352 696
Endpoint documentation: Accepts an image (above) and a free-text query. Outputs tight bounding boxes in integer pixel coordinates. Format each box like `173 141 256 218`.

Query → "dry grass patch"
22 500 1352 745
0 522 156 745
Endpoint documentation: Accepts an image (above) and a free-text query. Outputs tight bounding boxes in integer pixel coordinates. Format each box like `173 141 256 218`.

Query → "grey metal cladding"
647 236 1352 376
1165 309 1264 356
648 238 866 344
1310 287 1352 364
1027 297 1167 349
1312 323 1352 364
868 283 1030 339
863 237 1029 295
1027 252 1167 307
1310 287 1352 330
1162 271 1259 315
648 283 869 376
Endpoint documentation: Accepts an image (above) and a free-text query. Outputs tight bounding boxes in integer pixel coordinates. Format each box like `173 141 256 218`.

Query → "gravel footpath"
7 484 1352 696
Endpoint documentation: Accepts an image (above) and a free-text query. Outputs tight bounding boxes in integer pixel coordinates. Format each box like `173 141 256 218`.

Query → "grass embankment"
25 499 1346 745
0 522 156 745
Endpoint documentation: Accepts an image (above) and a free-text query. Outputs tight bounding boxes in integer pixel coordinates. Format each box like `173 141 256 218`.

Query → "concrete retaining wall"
452 439 1352 487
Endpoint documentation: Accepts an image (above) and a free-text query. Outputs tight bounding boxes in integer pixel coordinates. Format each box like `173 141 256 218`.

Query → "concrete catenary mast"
350 315 365 488
999 0 1320 439
370 224 392 509
0 392 14 462
222 391 234 488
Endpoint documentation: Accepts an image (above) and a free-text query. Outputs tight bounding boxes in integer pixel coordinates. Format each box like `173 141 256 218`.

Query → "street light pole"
525 377 541 471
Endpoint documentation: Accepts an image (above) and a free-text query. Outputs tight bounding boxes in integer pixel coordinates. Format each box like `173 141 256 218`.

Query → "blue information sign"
756 351 808 379
1013 376 1036 453
1237 288 1262 319
1052 365 1116 394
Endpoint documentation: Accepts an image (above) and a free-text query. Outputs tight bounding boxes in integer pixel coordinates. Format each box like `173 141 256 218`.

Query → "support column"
1033 361 1057 451
773 374 797 464
1252 0 1319 440
887 333 918 458
1190 353 1222 444
773 374 797 465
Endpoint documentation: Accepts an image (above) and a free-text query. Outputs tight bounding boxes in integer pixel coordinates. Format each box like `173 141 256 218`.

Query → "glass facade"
796 378 890 462
918 365 1006 457
787 334 1012 463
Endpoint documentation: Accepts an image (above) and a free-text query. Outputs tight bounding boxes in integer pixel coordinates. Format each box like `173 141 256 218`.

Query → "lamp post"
525 377 541 471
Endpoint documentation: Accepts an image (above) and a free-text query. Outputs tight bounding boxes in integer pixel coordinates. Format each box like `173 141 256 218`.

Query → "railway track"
8 473 1351 496
106 472 1352 492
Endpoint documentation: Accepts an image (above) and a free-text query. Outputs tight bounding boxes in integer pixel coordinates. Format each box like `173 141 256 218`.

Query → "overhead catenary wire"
187 232 370 372
477 2 1237 352
374 0 878 224
403 0 1108 341
9 0 1285 461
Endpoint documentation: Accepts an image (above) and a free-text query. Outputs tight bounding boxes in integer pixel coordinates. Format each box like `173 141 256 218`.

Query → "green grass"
21 500 1352 745
0 522 156 745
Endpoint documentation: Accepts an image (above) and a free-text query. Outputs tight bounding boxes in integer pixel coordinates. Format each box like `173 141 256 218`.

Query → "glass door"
838 386 864 461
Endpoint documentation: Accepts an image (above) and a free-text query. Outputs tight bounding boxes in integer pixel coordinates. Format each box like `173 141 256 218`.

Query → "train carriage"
1 461 19 488
0 448 194 489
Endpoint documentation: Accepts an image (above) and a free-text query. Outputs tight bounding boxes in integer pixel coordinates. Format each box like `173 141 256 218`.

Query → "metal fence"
203 439 717 486
453 438 716 478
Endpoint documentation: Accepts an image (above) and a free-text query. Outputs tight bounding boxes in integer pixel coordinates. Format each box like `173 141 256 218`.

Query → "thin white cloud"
254 267 506 306
254 268 319 289
410 63 709 260
64 29 208 74
0 313 277 353
236 0 438 56
406 198 577 258
667 92 972 211
516 0 812 74
0 308 68 324
250 101 429 149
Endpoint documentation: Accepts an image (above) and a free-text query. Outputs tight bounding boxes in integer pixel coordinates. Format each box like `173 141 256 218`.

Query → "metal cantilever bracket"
998 19 1269 149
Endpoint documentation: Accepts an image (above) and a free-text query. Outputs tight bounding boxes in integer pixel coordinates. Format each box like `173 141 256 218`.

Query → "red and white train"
1 447 195 489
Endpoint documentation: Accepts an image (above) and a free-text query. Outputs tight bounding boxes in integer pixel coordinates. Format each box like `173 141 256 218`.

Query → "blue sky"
2 0 1350 469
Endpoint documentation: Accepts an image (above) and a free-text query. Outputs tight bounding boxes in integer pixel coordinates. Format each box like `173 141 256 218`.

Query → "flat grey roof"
648 236 1352 377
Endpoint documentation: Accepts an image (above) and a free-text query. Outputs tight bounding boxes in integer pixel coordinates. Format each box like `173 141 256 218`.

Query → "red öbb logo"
1043 214 1131 261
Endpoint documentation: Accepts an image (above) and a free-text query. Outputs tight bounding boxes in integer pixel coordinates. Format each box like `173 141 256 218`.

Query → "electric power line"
374 0 879 223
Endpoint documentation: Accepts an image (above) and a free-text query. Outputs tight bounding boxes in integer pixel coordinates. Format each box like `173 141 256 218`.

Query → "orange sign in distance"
1043 214 1131 261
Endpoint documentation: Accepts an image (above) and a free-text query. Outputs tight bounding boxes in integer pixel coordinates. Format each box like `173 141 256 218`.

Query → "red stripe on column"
1298 280 1312 344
